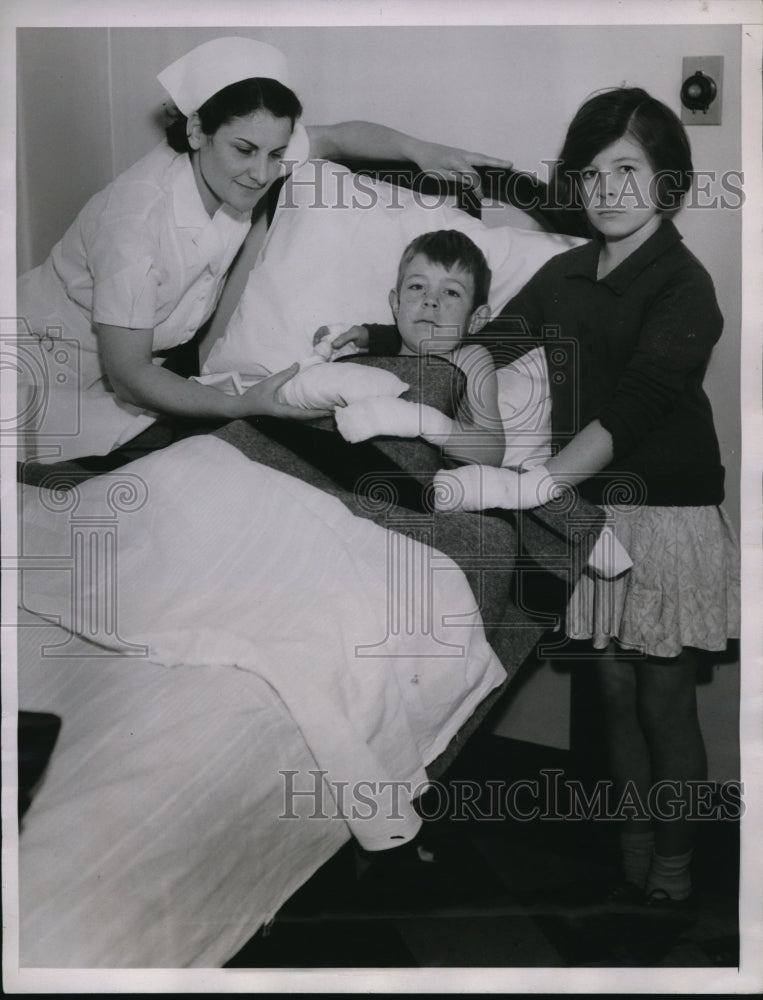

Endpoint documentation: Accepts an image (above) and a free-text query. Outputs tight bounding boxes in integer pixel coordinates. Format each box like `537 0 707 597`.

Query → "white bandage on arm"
418 404 455 444
335 397 453 444
432 464 563 512
311 323 363 363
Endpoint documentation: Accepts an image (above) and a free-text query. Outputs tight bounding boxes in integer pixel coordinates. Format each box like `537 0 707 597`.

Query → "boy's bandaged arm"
433 463 562 512
433 419 615 511
335 395 505 466
335 397 454 443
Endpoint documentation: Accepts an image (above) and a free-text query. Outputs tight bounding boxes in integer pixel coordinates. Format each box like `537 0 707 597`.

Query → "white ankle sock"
645 849 693 900
620 828 655 888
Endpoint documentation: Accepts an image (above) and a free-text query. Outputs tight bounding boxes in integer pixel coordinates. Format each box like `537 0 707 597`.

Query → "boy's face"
390 254 482 355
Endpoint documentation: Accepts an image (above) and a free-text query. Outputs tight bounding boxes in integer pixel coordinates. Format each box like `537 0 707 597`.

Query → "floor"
224 734 740 971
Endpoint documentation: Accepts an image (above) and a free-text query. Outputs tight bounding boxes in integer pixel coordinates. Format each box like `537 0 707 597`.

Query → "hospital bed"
14 159 600 969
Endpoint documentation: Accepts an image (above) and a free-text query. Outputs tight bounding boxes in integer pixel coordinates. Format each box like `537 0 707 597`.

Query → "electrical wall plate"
681 55 723 125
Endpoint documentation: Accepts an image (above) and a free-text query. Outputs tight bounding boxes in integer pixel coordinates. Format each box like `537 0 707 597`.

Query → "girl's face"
189 109 293 217
579 136 662 247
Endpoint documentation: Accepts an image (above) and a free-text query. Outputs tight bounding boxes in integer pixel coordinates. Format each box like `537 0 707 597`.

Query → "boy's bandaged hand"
313 323 368 360
335 398 453 444
432 464 563 512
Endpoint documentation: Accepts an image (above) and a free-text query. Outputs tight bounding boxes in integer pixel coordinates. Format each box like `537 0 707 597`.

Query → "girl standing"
437 87 740 906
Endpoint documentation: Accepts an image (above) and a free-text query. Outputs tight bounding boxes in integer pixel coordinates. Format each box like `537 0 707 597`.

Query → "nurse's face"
189 109 293 216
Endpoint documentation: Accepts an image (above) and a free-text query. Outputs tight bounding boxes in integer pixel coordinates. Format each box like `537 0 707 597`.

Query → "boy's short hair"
554 87 694 215
395 230 492 309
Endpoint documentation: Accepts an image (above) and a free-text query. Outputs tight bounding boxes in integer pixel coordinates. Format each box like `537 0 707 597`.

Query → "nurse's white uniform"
17 126 308 464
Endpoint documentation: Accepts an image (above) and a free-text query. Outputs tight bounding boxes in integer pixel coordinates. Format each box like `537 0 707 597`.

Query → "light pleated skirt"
566 504 740 659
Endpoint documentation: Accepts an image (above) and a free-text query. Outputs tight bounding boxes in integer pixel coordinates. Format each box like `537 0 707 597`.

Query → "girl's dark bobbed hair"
551 87 694 216
165 76 303 154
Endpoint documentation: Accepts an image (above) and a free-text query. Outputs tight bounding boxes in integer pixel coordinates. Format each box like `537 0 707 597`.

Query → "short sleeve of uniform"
281 122 310 176
89 221 161 330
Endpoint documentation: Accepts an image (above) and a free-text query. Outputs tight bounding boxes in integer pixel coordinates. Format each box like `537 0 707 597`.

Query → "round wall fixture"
680 70 718 113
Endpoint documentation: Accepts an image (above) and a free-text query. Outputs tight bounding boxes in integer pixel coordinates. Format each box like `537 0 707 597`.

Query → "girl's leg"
635 648 706 899
596 647 654 888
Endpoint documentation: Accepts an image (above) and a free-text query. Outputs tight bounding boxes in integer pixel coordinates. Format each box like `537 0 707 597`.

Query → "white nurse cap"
158 36 291 116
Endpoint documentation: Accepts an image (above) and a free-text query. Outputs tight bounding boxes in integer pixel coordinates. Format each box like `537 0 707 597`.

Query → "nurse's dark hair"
165 77 303 153
552 87 693 216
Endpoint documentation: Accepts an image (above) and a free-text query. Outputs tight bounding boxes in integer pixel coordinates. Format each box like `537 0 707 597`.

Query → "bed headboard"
266 161 589 237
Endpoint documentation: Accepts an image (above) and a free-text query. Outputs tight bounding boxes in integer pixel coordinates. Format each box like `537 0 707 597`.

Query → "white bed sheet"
18 606 348 969
16 436 505 967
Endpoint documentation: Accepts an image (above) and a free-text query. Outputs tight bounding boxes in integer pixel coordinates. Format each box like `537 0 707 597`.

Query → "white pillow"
276 360 408 409
496 347 553 469
203 159 585 378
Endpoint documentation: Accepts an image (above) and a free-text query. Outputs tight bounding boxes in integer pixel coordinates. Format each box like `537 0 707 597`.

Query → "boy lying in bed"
315 229 508 467
325 230 629 576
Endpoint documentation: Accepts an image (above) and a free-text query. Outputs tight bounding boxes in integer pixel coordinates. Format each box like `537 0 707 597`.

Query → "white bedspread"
16 436 505 967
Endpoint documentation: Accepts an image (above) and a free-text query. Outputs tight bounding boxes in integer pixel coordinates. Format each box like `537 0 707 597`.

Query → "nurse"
17 36 509 464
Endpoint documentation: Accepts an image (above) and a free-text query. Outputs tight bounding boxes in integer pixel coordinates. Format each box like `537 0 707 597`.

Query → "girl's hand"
407 140 513 199
238 364 333 421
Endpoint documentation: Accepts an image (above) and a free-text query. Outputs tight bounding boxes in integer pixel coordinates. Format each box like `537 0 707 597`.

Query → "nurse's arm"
97 325 331 422
306 123 512 198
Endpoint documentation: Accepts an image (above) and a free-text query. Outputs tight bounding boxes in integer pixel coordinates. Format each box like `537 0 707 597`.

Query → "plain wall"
16 24 744 779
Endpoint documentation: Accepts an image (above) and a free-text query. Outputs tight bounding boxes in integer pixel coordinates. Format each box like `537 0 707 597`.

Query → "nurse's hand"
306 124 512 202
408 140 513 200
238 364 333 421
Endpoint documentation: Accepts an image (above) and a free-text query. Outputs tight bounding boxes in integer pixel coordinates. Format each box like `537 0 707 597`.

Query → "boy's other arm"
313 323 402 356
442 343 505 466
365 323 403 356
